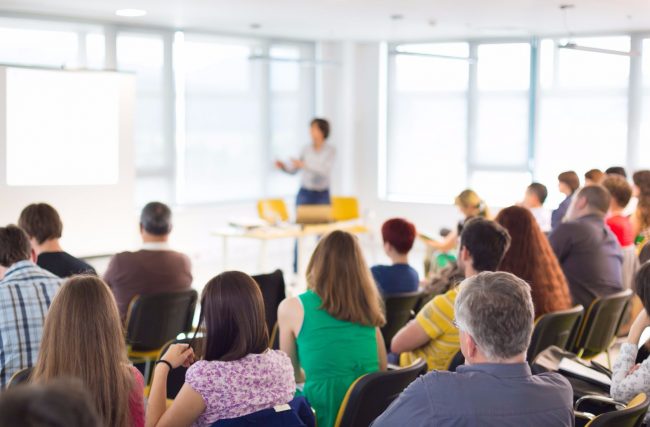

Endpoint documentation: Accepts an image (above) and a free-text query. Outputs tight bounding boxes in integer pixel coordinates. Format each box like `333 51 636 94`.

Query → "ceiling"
0 0 649 41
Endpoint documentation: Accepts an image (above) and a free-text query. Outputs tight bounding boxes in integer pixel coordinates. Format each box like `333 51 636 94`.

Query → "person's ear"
30 248 37 263
576 195 588 210
460 246 470 262
466 333 478 360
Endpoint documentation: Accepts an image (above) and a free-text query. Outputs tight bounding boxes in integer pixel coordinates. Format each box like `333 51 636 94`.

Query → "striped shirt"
0 260 62 388
400 288 460 371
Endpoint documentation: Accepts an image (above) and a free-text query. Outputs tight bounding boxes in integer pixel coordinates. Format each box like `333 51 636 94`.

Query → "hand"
161 344 195 369
275 160 286 170
627 309 650 346
290 158 304 169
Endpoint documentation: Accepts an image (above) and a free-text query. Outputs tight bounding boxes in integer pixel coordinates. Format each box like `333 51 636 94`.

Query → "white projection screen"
0 66 136 256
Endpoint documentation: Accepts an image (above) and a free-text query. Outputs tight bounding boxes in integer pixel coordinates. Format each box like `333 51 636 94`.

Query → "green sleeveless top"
297 290 379 427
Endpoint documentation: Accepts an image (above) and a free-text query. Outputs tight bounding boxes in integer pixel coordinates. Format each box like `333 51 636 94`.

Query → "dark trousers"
294 187 331 272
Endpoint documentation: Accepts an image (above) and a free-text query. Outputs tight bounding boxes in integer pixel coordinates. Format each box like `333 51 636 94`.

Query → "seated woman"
612 263 650 411
495 206 572 317
146 271 295 427
371 218 419 295
278 230 387 427
31 276 145 427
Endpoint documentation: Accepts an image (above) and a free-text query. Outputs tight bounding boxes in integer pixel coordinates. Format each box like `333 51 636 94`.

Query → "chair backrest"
380 292 422 349
252 270 286 347
586 393 650 427
126 289 198 351
156 336 205 400
527 305 584 362
257 199 290 223
334 358 427 427
447 350 465 372
413 291 435 314
572 289 633 359
211 396 315 427
331 197 360 222
7 367 33 388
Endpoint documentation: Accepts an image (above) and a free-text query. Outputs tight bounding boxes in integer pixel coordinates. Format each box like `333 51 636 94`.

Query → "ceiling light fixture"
115 9 147 17
558 42 637 57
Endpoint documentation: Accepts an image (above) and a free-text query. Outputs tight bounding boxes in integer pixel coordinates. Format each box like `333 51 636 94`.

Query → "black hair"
460 217 511 272
605 166 627 178
140 202 172 236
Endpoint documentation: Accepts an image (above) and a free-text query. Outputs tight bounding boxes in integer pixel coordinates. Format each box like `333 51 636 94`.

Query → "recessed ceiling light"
390 14 404 21
115 9 147 17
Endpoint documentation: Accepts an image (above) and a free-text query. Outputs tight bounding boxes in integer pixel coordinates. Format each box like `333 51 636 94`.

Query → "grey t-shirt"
299 144 336 191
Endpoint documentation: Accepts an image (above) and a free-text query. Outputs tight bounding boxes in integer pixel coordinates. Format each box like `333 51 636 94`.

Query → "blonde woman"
278 230 387 427
31 276 145 427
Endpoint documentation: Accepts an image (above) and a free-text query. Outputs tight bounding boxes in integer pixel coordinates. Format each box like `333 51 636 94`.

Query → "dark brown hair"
576 185 611 215
0 378 100 427
310 118 330 139
307 230 385 327
635 262 650 314
197 271 269 362
558 171 580 193
0 225 32 267
602 175 632 209
459 217 511 272
18 203 63 244
527 182 548 204
495 206 572 317
634 170 650 230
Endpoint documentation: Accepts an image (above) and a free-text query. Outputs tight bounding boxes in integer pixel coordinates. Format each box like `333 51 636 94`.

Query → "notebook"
558 357 612 387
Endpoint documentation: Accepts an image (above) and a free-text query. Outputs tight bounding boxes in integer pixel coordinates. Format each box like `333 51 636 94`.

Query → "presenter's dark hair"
0 225 32 267
18 203 63 244
140 202 172 236
197 271 269 362
311 118 330 139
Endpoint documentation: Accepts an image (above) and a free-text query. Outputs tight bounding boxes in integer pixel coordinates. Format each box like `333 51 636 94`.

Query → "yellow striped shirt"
400 287 460 371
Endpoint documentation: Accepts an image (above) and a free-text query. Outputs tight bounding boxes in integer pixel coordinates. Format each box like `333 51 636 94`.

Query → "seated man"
549 185 623 308
104 202 193 320
18 203 96 278
371 218 419 295
551 171 580 230
0 225 62 389
391 218 511 371
373 272 573 426
522 182 551 233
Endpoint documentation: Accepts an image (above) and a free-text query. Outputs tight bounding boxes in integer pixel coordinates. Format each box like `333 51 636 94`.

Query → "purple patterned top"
185 350 296 426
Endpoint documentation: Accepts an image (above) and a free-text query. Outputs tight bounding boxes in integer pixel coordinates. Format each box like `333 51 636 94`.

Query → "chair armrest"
575 395 625 411
574 410 596 422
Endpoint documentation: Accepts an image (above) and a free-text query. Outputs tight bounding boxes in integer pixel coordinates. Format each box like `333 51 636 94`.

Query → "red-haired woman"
495 206 573 316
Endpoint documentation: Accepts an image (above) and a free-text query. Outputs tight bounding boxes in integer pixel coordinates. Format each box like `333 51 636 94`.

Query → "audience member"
0 225 61 389
391 218 511 371
372 218 419 295
632 170 650 242
551 171 580 230
147 271 295 427
606 166 628 178
602 175 634 247
584 169 605 186
18 203 95 277
31 276 145 427
104 201 193 320
495 206 572 317
278 231 386 427
611 261 650 424
549 186 623 308
522 182 551 233
422 189 489 253
372 272 573 426
0 378 100 427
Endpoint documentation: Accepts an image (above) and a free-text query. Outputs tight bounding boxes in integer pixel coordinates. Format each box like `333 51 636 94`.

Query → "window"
639 39 650 170
385 43 469 203
536 36 629 207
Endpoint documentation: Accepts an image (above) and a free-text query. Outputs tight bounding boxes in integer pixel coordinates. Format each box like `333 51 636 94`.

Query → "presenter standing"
276 118 335 273
275 118 336 207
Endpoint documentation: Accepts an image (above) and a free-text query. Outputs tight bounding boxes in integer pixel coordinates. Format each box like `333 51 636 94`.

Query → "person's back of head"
606 166 627 178
454 271 534 363
140 201 172 237
525 183 548 207
459 217 511 273
198 271 269 362
557 171 580 195
32 275 133 427
585 169 604 185
0 224 33 269
307 230 385 327
18 203 63 246
381 218 416 255
0 378 100 427
602 175 632 210
568 185 611 219
455 189 489 218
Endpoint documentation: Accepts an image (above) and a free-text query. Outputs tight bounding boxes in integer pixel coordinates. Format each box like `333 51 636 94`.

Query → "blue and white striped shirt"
0 260 61 388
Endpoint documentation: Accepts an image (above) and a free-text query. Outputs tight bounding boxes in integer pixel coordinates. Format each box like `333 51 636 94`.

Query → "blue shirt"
551 194 573 230
372 363 573 427
0 260 61 388
371 264 419 295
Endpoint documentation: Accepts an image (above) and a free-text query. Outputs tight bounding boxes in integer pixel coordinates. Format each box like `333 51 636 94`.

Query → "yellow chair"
331 197 360 222
257 199 290 223
574 393 650 426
